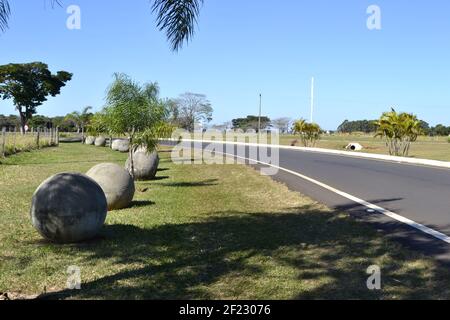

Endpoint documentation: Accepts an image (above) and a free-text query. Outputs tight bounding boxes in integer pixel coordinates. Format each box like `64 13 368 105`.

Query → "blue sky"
1 0 449 130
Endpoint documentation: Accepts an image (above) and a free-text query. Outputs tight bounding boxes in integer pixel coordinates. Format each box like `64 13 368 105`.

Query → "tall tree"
0 62 72 133
174 92 213 132
0 0 203 52
272 117 292 134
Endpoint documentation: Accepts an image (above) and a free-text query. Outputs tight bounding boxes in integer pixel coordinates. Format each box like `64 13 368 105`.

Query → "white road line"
218 151 450 245
177 138 450 170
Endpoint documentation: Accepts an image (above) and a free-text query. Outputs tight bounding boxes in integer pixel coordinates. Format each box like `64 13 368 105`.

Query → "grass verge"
280 134 450 162
0 143 450 299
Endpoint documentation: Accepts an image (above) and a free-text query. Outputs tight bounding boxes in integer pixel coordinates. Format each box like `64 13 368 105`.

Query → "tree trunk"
129 127 137 180
19 110 27 135
129 136 135 180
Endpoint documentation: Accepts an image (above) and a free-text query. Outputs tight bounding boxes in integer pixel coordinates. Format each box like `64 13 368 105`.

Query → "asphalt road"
164 141 450 264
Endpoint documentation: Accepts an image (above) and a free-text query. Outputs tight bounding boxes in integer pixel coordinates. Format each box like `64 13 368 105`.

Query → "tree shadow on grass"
129 200 156 208
151 176 170 181
159 179 219 188
38 201 450 300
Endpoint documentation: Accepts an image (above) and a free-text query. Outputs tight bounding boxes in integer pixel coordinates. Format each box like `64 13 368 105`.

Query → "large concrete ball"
112 139 130 152
126 150 160 181
95 136 106 147
85 136 95 145
30 173 107 243
86 163 135 211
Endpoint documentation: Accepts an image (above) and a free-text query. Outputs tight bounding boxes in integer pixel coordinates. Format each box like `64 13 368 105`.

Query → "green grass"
1 133 54 158
1 143 450 300
187 132 450 162
280 134 450 162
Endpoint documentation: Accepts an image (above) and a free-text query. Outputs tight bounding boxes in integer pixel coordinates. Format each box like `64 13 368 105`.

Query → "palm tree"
375 108 423 157
65 106 93 141
0 0 203 51
103 73 173 178
293 119 322 147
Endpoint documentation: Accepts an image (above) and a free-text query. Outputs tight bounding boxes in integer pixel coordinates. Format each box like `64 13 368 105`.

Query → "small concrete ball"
95 136 106 147
85 136 95 145
112 139 130 152
126 150 160 181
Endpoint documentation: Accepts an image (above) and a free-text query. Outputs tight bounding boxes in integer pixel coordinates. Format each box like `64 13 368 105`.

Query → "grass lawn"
280 134 450 162
1 143 450 300
188 132 450 162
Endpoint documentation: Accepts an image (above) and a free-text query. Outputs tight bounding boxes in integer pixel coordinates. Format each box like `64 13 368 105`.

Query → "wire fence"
0 128 60 158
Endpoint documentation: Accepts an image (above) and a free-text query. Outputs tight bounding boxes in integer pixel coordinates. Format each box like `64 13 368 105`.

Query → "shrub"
293 119 322 147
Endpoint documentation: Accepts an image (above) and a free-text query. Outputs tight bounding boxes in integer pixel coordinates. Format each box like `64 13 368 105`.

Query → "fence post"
13 127 17 154
1 128 6 158
36 129 40 149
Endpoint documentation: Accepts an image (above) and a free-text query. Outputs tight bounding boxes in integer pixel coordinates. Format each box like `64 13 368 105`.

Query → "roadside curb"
166 139 450 169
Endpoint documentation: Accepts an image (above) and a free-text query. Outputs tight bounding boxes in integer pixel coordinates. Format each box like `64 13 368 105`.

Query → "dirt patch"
0 292 39 300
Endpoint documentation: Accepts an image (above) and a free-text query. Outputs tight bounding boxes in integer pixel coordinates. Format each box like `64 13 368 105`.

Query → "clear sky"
1 0 449 130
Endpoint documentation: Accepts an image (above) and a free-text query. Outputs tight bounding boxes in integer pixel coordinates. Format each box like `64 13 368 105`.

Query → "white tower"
310 77 315 123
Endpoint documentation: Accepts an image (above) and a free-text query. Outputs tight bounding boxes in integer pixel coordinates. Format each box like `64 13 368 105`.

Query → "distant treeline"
0 114 77 132
232 116 272 131
337 120 378 133
337 119 450 136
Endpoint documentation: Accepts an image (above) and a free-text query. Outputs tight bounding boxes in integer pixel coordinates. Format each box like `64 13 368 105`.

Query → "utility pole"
258 93 262 135
310 77 315 123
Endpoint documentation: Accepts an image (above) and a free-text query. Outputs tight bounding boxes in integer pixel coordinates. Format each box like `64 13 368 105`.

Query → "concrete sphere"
30 173 107 243
86 163 135 211
95 136 106 147
126 150 160 181
112 139 130 152
85 136 95 145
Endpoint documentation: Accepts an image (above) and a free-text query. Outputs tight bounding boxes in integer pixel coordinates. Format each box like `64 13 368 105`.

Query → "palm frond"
151 0 203 51
0 0 10 32
82 106 93 115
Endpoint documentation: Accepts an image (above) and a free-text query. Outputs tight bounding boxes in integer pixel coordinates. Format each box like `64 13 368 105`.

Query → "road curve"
163 141 450 264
